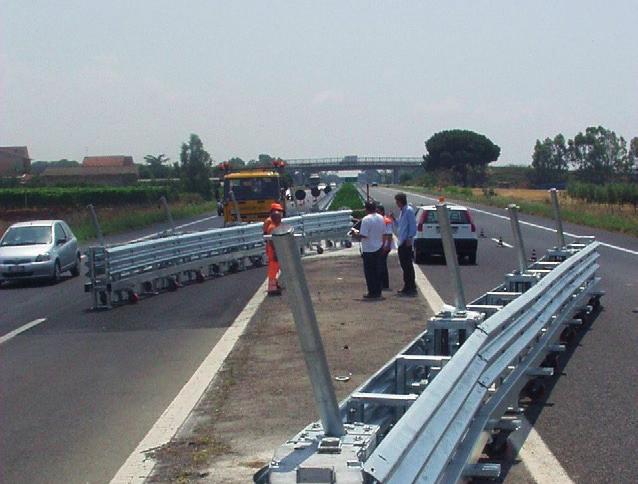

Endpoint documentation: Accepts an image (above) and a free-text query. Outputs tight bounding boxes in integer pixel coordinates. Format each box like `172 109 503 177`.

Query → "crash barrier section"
84 210 353 309
259 198 602 484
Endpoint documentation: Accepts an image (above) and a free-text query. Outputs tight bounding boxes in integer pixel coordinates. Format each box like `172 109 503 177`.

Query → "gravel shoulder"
149 253 432 483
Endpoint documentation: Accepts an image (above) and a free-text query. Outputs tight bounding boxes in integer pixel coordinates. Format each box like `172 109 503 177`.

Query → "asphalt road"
0 212 268 483
372 186 638 483
0 193 333 484
2 188 635 483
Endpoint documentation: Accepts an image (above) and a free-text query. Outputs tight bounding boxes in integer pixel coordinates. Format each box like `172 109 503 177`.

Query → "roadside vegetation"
403 185 638 237
389 125 638 237
0 186 173 208
329 182 365 218
0 194 216 243
70 199 216 242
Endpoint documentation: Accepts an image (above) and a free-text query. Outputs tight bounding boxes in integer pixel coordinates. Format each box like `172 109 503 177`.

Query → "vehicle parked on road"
414 204 478 264
0 220 81 286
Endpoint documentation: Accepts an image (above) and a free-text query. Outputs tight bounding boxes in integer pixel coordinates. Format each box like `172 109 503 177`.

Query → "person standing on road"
351 201 385 300
263 203 284 296
390 192 417 296
376 204 394 291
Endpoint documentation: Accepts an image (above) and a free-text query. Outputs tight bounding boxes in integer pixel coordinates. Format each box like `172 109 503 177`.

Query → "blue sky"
2 1 637 165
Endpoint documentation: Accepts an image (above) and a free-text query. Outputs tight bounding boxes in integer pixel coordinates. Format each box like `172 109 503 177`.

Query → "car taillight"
466 210 476 232
417 210 429 231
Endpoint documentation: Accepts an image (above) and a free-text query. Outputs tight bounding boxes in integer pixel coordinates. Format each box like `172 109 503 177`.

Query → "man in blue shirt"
390 192 417 296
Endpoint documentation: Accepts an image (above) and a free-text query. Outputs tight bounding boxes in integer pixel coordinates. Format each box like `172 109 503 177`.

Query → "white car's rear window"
420 209 470 224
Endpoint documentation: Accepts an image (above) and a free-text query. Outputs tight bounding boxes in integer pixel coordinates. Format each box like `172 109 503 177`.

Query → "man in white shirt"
351 201 386 299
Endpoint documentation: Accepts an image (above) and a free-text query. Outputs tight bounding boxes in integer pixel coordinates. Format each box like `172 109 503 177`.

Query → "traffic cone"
498 236 504 247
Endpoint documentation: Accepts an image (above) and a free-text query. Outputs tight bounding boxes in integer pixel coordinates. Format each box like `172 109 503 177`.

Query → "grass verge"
71 201 217 242
0 201 217 243
329 183 365 218
401 185 638 237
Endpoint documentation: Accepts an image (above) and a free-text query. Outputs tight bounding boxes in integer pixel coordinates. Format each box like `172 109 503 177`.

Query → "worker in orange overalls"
264 202 284 295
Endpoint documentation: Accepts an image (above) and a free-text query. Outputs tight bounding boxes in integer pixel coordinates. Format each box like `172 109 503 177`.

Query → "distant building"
40 164 139 186
82 155 134 168
38 154 138 185
0 146 31 176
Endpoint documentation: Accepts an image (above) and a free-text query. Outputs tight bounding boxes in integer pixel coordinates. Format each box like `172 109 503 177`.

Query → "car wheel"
52 260 62 283
70 254 81 277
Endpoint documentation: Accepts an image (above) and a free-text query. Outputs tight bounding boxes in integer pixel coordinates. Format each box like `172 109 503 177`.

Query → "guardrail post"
229 190 242 223
507 204 527 273
271 225 345 438
436 203 467 310
159 196 175 232
87 204 105 246
549 188 566 248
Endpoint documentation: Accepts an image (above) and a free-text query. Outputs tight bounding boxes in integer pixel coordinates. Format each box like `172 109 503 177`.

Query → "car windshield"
0 226 52 246
421 209 470 224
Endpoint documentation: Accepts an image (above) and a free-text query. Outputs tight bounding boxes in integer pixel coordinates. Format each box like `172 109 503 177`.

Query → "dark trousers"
362 249 383 297
398 243 416 292
380 251 389 289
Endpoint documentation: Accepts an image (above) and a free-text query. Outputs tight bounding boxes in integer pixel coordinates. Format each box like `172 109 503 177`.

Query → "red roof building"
0 146 31 176
82 155 134 167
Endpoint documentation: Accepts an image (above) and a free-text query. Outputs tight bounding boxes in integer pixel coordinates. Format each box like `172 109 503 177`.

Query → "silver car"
0 220 81 286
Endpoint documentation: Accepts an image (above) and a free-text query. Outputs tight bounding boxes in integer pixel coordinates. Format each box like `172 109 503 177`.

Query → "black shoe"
363 294 382 300
397 289 417 297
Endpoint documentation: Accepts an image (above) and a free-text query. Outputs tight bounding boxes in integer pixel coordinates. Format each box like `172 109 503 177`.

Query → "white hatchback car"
414 204 478 264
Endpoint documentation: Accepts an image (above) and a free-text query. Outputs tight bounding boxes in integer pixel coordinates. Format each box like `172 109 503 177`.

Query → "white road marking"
125 214 219 244
511 417 575 484
110 278 268 483
491 237 513 248
0 318 47 345
111 244 359 482
412 256 574 484
380 188 637 256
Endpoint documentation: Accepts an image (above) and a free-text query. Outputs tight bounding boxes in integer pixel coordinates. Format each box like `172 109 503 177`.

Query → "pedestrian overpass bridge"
282 156 422 183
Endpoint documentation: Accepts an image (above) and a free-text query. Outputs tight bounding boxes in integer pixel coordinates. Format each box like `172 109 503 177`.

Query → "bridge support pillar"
392 168 400 184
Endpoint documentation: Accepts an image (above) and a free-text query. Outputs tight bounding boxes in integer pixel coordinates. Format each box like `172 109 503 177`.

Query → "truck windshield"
225 177 280 201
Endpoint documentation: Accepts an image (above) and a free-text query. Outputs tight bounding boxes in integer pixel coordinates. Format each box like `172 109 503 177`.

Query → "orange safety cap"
270 203 284 212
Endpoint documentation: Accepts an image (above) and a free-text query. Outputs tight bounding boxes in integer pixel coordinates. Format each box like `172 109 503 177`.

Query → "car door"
62 222 78 260
54 223 73 269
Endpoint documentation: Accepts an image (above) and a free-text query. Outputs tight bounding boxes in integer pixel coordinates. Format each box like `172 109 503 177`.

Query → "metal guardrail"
259 196 603 483
84 210 353 309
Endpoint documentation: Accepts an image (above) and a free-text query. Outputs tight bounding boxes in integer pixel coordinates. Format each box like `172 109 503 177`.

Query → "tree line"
532 126 637 185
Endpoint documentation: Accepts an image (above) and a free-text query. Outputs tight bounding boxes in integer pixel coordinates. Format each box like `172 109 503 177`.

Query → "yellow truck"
219 162 286 225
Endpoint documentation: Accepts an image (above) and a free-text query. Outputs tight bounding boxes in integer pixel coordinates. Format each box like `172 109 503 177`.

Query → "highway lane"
0 212 225 337
0 212 268 483
372 186 638 483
